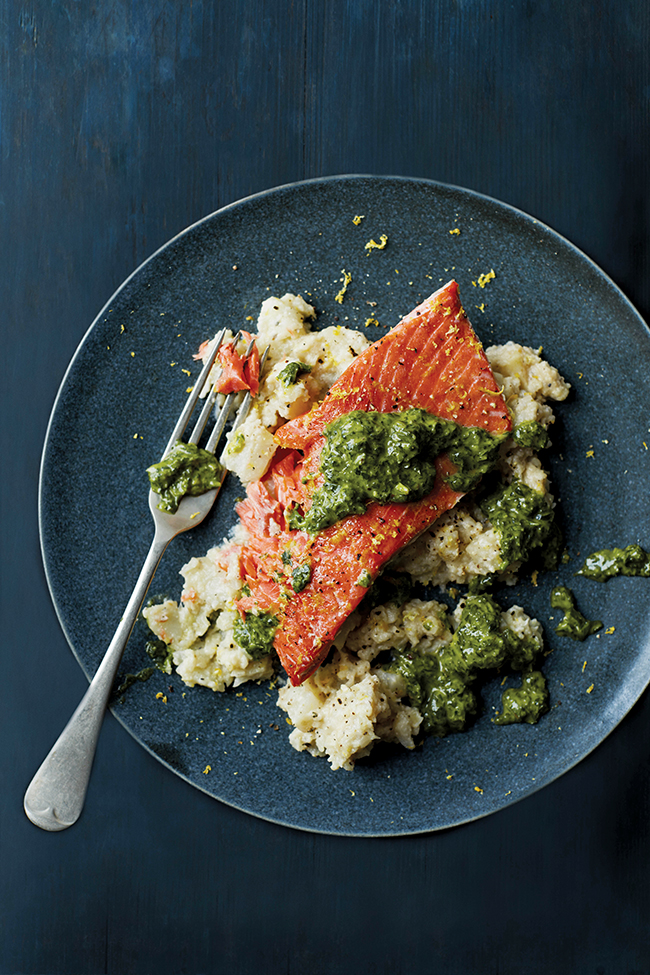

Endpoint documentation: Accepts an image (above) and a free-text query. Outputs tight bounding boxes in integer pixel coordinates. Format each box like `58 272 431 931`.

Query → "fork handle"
24 530 172 831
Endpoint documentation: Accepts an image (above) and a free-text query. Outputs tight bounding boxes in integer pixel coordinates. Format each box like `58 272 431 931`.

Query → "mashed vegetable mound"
143 293 570 771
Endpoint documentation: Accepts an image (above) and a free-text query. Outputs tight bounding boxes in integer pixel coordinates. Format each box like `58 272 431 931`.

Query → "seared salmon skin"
235 281 511 685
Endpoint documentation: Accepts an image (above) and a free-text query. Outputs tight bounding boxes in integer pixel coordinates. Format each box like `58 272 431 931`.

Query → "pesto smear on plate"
550 586 603 641
577 544 650 581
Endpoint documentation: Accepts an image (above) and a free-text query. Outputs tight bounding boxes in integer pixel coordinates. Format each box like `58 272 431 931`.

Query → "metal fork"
24 330 260 831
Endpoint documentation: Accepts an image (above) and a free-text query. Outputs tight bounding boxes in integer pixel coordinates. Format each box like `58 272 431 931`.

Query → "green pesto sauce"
114 639 174 698
550 585 602 640
115 667 156 697
279 361 312 386
145 637 175 674
291 561 312 593
227 431 246 454
390 594 546 737
147 440 224 513
296 408 505 534
467 573 499 594
480 479 560 570
511 420 549 451
233 611 278 660
494 671 549 725
356 569 373 588
577 543 650 581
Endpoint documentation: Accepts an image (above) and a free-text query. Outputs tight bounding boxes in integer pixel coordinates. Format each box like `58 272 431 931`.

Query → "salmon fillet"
235 281 511 685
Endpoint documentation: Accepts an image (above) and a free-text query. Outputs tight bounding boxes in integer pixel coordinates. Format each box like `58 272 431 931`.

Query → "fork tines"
160 330 267 462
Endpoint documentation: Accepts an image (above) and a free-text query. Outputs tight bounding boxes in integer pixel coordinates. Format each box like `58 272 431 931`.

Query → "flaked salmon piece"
210 331 261 396
236 281 511 685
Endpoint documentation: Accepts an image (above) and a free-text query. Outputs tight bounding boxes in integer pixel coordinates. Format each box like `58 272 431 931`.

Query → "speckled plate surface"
40 175 650 836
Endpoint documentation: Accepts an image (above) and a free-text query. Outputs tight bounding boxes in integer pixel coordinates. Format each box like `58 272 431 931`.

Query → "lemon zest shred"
365 234 388 253
335 269 352 304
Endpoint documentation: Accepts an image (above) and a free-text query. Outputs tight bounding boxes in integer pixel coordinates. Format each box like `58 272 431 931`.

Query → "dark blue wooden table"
3 3 650 972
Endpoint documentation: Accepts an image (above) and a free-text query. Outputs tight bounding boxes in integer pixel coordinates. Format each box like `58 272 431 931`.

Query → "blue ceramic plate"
40 175 650 835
